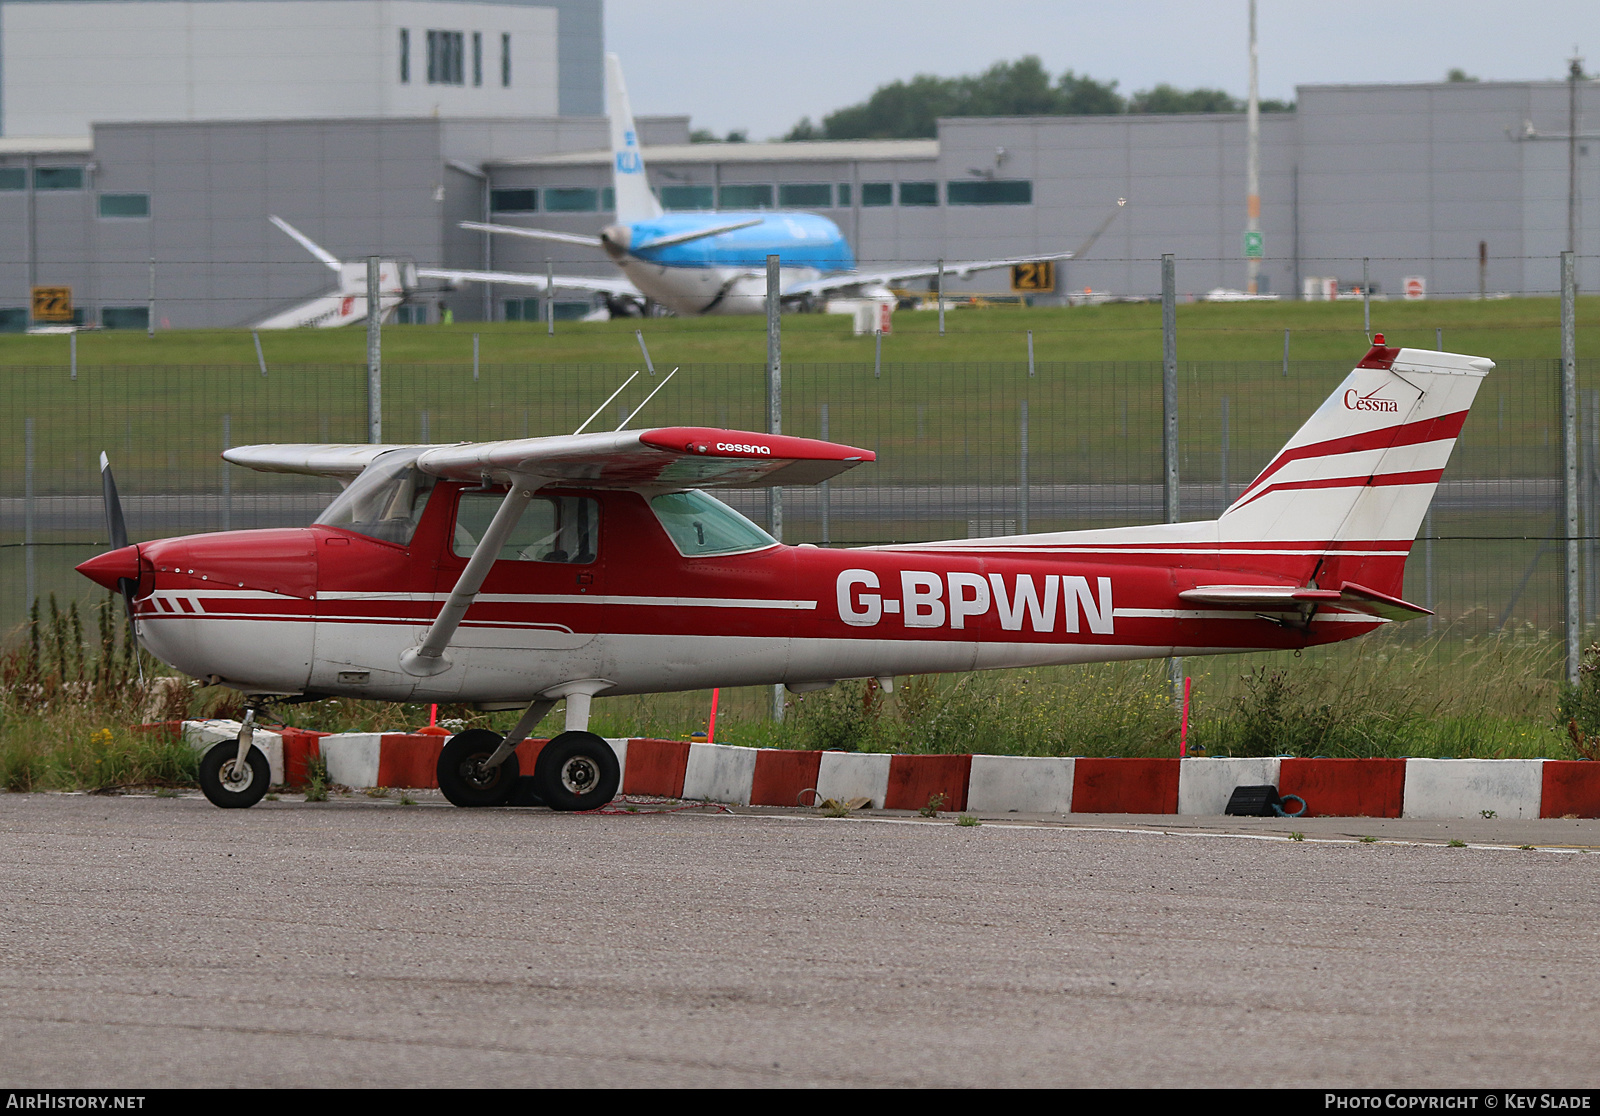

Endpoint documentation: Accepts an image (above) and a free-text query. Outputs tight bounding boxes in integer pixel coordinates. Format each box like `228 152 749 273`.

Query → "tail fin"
605 53 663 224
1217 339 1491 598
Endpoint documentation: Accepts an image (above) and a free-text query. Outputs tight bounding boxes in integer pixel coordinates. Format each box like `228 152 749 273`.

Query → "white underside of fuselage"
617 260 825 316
136 610 1264 704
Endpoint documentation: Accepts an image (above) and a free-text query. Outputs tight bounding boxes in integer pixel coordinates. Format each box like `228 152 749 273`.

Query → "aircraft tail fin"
1216 339 1491 599
606 53 663 224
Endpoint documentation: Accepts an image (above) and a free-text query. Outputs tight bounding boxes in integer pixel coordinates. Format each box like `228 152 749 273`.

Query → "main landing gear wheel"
533 731 620 812
437 728 520 808
198 740 271 809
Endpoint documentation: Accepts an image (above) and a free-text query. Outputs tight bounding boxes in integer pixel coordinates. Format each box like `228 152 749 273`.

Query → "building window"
102 307 150 331
472 32 483 87
489 188 537 213
98 193 150 218
947 179 1032 206
601 186 615 211
898 181 938 207
394 305 428 325
0 308 28 333
400 29 410 83
836 183 851 206
718 184 772 209
0 168 25 191
778 183 832 208
543 187 599 212
861 182 892 207
660 185 714 211
504 297 539 321
35 167 85 191
427 30 465 85
501 33 511 87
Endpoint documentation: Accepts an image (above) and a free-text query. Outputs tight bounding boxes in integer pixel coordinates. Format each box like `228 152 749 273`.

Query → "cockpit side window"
650 490 777 557
313 451 436 546
452 493 599 564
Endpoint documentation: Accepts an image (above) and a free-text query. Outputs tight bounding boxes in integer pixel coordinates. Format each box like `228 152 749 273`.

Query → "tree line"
772 56 1293 143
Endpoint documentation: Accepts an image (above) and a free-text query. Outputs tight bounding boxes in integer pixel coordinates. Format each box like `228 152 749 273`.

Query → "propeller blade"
97 452 143 676
99 452 128 552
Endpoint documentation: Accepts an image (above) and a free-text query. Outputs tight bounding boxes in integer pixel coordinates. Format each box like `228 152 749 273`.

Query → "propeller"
95 452 144 679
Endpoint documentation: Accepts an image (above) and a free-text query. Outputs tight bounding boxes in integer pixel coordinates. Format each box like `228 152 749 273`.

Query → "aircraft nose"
599 224 631 260
76 545 141 592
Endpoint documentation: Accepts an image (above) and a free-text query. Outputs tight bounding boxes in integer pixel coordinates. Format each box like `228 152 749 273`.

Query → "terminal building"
0 0 1596 328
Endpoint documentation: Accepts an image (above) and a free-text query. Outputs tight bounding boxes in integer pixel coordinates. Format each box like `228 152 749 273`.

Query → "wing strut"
400 485 534 677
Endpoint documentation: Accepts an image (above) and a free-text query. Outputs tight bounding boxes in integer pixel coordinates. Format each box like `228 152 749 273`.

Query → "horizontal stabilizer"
459 221 604 248
1179 581 1430 622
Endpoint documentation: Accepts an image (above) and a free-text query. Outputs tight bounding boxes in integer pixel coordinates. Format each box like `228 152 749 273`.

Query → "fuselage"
601 211 857 316
104 480 1381 704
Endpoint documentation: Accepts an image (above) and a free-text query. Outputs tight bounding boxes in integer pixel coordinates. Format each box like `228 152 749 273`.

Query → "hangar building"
0 1 1594 328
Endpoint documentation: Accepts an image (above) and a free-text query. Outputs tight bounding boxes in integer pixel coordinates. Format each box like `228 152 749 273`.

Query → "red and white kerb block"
178 722 1600 819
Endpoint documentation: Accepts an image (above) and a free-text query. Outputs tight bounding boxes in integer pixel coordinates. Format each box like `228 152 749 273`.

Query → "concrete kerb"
176 723 1600 819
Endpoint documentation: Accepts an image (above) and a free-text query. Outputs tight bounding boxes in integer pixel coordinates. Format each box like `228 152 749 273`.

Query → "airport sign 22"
32 286 73 323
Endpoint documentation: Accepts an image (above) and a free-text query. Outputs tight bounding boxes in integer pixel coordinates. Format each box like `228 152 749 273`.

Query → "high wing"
416 266 641 299
221 443 419 479
224 427 874 489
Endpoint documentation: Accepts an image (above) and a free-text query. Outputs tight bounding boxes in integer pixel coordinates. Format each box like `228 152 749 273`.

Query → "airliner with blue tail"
444 54 1109 317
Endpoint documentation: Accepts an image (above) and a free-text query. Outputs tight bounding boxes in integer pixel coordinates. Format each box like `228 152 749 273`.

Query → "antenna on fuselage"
572 371 641 436
615 367 679 431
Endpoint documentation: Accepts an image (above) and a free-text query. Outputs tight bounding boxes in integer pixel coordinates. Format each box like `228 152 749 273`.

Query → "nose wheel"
436 728 521 807
198 740 271 809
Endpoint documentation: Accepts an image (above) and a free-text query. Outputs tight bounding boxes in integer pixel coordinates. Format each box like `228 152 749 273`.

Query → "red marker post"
1179 677 1192 757
707 688 720 744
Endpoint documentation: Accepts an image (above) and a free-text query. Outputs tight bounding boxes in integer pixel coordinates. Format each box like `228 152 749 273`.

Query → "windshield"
314 450 436 545
650 490 777 557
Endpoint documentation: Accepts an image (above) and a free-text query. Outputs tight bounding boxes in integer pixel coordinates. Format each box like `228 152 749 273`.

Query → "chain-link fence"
3 357 1595 652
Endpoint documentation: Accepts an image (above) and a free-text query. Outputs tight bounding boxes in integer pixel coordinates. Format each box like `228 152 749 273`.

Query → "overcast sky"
605 1 1597 139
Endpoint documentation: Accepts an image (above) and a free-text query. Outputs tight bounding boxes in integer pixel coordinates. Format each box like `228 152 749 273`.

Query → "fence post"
820 402 831 545
1425 505 1435 638
766 253 784 724
1026 330 1035 377
937 258 945 337
366 257 382 444
252 331 267 377
1019 399 1029 535
221 413 231 533
1162 253 1182 701
1220 396 1230 507
70 331 76 381
24 417 35 608
472 333 479 382
1563 250 1579 683
546 261 554 337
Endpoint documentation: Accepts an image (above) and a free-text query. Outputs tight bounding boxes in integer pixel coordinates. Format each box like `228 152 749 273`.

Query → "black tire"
198 740 271 809
533 731 620 812
437 729 520 808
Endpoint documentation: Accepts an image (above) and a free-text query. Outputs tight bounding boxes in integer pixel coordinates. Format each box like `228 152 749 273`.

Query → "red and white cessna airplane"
77 337 1489 811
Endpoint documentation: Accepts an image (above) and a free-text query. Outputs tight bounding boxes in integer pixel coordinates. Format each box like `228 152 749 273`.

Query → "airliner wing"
417 267 641 298
781 252 1073 301
414 427 875 489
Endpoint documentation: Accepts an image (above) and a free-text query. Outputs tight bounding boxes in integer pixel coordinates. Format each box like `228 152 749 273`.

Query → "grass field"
3 295 1599 368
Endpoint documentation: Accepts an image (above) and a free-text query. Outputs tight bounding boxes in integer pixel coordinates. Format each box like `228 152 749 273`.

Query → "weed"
1480 809 1497 819
1520 844 1536 850
919 791 948 818
364 786 391 798
264 793 279 801
1359 835 1378 843
154 787 177 799
1289 831 1305 841
399 793 417 806
1448 839 1468 847
955 814 981 827
304 757 329 803
821 800 852 818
